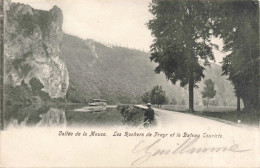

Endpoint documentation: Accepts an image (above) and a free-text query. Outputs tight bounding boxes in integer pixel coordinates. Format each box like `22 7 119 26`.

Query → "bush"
5 78 53 104
4 82 33 104
118 105 144 126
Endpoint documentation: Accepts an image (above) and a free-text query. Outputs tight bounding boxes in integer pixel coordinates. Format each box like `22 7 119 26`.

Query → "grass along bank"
160 105 259 126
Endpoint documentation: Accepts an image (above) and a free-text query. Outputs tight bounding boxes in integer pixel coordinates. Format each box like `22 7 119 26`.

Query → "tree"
201 79 216 107
147 0 215 112
150 85 167 107
210 1 259 113
157 92 167 107
141 91 150 104
165 96 169 104
181 99 186 105
171 97 177 105
210 99 218 106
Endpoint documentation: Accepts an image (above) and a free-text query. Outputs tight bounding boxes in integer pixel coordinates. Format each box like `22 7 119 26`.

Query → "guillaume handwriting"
131 137 251 166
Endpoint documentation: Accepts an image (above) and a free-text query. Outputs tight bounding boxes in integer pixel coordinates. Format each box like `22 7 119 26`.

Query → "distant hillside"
61 34 236 105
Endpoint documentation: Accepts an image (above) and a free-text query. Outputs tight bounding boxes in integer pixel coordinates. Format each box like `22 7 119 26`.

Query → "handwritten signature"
131 137 251 166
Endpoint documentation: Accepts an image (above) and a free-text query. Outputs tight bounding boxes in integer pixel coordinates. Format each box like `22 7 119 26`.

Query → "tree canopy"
147 0 215 112
148 0 259 114
210 0 259 112
201 79 216 107
141 91 150 104
150 85 167 107
142 85 167 107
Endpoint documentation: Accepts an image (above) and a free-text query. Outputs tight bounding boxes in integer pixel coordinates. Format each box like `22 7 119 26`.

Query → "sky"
12 0 227 64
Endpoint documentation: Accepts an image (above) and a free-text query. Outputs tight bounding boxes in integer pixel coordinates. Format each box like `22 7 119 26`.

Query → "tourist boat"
88 99 107 106
69 99 107 112
87 99 107 111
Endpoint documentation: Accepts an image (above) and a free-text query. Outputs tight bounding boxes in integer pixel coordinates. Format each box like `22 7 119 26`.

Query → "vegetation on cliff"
4 3 69 104
62 34 236 105
4 3 238 107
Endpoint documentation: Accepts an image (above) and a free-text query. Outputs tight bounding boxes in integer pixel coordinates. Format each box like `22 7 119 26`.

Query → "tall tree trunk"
237 95 240 112
188 32 194 113
187 7 194 113
189 71 194 113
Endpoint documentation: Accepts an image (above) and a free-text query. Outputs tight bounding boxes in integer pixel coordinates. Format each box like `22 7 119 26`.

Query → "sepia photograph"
0 0 259 167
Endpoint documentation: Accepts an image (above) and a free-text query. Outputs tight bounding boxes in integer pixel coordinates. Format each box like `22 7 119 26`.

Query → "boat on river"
88 99 107 107
73 99 107 112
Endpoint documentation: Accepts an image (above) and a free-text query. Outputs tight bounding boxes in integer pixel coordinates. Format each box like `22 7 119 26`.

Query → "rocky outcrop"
4 2 69 98
85 39 99 58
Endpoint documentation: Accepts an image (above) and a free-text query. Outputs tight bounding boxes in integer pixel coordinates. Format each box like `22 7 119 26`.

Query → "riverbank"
160 105 259 127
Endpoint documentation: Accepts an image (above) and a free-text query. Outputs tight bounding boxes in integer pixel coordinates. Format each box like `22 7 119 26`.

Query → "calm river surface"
4 104 123 128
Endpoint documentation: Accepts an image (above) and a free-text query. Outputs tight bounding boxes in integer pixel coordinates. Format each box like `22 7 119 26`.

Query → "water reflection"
5 104 51 128
4 104 122 128
37 108 66 127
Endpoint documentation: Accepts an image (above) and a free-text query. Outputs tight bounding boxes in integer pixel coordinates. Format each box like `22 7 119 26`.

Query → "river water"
4 104 123 128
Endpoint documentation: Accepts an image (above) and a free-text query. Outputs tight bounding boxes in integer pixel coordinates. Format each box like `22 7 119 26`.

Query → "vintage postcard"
0 0 259 167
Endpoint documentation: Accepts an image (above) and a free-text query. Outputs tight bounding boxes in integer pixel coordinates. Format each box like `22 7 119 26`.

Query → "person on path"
144 103 154 126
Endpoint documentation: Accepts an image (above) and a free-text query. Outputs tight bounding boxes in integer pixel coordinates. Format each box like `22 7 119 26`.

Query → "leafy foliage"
4 82 33 104
62 34 236 105
119 105 144 126
150 85 167 107
210 0 259 112
62 34 174 104
170 97 177 105
4 78 52 104
145 85 167 107
201 79 216 107
141 92 150 104
147 0 215 112
66 83 87 103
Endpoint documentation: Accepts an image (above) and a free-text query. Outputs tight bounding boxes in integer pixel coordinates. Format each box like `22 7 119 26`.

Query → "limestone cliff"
4 2 69 98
